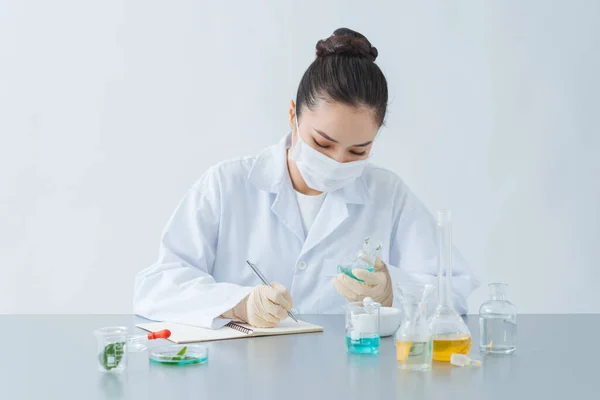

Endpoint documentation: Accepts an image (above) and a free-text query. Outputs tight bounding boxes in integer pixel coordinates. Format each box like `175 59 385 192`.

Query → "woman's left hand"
332 257 393 306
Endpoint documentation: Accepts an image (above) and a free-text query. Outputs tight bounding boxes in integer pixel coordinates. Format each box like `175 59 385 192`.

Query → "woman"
134 28 479 329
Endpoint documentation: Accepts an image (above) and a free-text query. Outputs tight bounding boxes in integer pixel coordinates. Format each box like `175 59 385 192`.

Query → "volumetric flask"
338 237 383 282
345 297 380 355
395 282 435 371
429 210 472 362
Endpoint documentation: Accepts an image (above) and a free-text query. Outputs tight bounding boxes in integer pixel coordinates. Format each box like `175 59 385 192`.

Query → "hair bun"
315 28 378 62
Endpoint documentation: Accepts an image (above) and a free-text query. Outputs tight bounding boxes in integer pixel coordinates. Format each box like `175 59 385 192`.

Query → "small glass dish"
149 345 208 365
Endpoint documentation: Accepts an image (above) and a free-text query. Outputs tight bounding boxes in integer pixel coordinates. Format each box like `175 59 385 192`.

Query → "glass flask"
429 209 472 362
337 237 383 282
395 282 435 371
345 297 381 355
479 283 517 354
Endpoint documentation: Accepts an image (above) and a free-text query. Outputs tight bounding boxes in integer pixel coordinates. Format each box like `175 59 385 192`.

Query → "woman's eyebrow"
314 129 372 147
314 129 339 143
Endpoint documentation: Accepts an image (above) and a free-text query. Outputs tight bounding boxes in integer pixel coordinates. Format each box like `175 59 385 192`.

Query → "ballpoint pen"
246 260 299 323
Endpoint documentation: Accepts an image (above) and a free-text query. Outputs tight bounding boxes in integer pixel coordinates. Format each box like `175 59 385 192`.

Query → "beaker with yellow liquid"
429 209 472 362
395 282 435 371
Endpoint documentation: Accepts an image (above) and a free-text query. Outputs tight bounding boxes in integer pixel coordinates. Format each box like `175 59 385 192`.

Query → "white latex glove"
222 283 293 328
332 257 393 307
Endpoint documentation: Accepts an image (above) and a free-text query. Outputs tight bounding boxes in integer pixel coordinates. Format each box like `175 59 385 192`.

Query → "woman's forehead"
300 101 379 146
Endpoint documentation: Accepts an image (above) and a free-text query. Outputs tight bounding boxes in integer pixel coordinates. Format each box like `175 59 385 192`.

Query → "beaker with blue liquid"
345 297 381 355
338 237 383 282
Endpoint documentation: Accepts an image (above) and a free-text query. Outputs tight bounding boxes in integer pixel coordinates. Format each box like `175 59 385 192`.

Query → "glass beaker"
345 297 381 355
338 237 383 282
479 283 517 354
429 209 472 362
395 282 435 371
94 327 128 373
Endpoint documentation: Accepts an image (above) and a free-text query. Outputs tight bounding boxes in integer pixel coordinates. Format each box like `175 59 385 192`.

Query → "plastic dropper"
127 329 171 352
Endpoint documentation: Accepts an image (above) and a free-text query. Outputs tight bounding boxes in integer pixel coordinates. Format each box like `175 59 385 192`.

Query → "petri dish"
149 345 208 365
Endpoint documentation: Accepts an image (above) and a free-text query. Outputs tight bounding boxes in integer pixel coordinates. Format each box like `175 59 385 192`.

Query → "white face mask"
289 114 370 192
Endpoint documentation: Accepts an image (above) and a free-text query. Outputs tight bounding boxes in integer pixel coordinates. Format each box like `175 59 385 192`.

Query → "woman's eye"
313 138 331 149
350 150 367 156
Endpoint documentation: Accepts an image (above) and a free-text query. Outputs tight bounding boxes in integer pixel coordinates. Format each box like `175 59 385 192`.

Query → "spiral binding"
226 322 253 335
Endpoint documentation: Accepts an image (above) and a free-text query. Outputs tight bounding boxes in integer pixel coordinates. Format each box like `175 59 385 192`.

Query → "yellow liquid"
396 341 411 361
396 340 433 370
432 336 472 362
396 341 432 361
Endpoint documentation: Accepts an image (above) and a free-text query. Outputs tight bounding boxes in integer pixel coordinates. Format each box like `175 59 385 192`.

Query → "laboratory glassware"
338 237 383 282
94 327 171 372
395 281 435 371
94 327 128 373
479 282 517 354
149 345 209 365
429 209 472 362
345 297 381 355
126 329 171 351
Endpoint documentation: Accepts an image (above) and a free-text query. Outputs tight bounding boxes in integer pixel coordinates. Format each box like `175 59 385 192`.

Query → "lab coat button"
296 261 307 271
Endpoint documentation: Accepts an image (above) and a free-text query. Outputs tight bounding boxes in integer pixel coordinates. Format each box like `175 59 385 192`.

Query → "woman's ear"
288 100 296 130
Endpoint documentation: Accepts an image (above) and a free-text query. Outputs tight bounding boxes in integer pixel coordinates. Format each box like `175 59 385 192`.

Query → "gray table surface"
0 314 597 399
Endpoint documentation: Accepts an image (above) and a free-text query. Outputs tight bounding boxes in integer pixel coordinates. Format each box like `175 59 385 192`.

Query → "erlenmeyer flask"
337 237 383 282
395 282 435 371
429 209 472 362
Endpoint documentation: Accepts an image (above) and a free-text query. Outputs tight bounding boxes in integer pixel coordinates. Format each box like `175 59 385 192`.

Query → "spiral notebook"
136 318 323 344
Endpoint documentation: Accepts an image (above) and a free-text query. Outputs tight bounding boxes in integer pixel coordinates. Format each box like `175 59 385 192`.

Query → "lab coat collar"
247 134 369 205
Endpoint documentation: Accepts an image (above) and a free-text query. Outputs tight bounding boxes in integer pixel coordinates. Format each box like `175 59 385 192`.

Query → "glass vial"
479 283 517 354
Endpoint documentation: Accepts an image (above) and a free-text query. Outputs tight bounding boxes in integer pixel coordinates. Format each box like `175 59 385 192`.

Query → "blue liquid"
346 335 380 355
338 265 374 282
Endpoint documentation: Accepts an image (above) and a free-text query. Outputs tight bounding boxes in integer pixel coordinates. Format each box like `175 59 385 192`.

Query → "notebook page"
136 321 248 344
236 318 323 336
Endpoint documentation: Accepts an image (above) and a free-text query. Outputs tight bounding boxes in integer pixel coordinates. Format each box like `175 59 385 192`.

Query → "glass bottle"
337 237 383 282
429 209 472 362
479 283 517 354
395 282 435 371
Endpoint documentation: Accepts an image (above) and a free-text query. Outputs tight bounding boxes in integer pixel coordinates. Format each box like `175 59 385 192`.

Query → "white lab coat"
134 134 479 328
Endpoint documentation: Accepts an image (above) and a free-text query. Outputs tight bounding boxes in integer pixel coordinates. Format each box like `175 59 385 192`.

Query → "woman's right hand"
223 283 293 328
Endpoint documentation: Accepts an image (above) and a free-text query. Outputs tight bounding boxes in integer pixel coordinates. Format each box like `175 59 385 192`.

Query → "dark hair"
296 28 388 126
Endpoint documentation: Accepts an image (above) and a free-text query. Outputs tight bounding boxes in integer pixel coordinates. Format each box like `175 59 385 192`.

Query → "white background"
1 0 599 314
